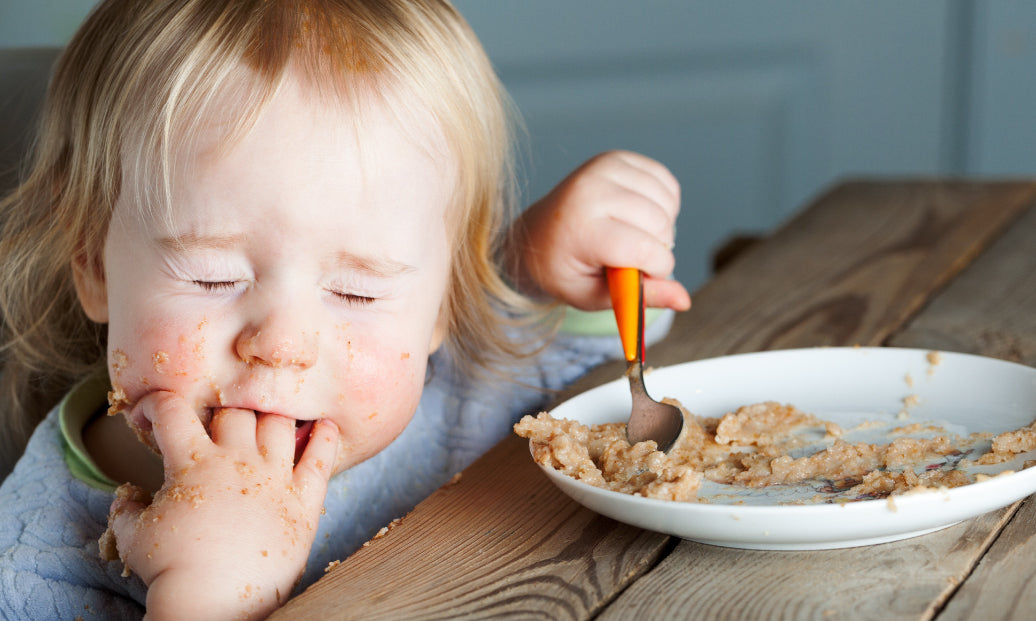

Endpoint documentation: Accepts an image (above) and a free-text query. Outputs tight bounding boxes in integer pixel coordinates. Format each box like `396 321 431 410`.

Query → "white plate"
538 347 1036 549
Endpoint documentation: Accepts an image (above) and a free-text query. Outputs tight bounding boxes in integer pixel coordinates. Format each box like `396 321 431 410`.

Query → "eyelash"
330 291 376 306
194 280 376 306
194 280 239 292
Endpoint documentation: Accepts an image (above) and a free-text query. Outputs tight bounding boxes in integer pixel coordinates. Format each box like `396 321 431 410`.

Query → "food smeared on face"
94 69 457 476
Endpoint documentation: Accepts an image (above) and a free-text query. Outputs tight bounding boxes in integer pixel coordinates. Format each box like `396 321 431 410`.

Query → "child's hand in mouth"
101 391 340 618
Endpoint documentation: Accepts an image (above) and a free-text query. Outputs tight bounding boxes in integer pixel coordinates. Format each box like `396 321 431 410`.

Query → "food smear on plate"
514 401 1036 504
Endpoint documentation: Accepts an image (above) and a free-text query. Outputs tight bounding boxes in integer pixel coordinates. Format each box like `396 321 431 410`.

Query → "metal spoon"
607 267 684 452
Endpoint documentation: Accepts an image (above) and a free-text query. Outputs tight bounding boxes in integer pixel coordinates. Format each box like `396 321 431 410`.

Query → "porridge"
514 400 1036 504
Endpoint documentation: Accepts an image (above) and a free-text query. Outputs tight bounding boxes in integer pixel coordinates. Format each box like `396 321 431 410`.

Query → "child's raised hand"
508 151 691 312
103 392 339 620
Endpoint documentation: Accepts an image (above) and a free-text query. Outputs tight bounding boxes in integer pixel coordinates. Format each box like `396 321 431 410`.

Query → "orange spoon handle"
606 267 643 362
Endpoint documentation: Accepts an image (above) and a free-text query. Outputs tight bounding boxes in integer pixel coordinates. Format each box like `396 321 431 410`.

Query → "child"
0 0 689 619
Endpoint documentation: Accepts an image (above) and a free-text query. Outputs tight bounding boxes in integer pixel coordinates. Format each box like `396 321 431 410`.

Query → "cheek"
107 314 215 405
342 350 423 406
330 322 425 404
329 329 428 469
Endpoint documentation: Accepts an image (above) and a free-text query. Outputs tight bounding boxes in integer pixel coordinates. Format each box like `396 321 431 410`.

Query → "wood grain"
937 498 1036 621
889 205 1036 367
274 181 1036 620
600 506 1018 621
271 435 670 620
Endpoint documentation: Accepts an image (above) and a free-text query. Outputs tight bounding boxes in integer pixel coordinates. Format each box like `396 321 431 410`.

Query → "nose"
235 320 318 369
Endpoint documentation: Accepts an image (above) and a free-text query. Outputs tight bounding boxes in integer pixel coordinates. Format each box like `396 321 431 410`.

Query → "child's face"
79 73 455 475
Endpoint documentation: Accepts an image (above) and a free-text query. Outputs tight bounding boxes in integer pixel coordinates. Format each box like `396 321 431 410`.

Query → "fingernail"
317 418 340 435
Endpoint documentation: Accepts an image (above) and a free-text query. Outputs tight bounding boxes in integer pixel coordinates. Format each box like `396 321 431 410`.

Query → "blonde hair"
0 0 543 474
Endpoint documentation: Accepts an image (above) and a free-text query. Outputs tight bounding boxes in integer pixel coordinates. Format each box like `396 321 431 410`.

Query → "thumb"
643 277 691 312
98 483 151 576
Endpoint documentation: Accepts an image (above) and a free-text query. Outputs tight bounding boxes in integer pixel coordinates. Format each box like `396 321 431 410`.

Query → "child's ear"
72 250 109 323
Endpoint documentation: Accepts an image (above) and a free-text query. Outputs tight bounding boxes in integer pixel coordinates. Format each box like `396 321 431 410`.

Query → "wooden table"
273 180 1036 620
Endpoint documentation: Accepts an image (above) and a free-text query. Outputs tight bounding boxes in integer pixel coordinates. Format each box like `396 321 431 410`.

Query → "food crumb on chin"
106 386 132 417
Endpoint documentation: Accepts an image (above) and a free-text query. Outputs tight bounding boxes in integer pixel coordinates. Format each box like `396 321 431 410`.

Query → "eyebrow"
334 251 416 278
157 233 243 252
157 234 415 278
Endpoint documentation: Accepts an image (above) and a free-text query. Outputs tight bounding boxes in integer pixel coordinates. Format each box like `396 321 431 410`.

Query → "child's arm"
104 392 339 620
507 150 691 312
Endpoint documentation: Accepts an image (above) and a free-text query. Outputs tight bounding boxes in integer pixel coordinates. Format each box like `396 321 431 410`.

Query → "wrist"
145 570 284 621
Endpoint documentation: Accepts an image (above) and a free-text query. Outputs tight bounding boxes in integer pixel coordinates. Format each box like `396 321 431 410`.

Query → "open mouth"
294 419 315 465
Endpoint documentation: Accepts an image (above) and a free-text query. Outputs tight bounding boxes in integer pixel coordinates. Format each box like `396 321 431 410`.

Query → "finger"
565 153 678 234
209 407 257 448
605 151 681 216
592 166 679 234
568 271 692 313
293 418 339 506
133 392 209 470
600 187 677 248
613 151 680 204
256 413 295 467
590 217 677 278
643 277 692 312
103 483 151 570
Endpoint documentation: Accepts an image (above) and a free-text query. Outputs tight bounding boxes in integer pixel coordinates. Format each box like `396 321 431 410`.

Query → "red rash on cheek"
339 345 423 407
108 318 213 402
152 333 208 380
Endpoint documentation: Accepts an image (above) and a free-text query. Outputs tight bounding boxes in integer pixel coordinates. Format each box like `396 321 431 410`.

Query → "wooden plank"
600 506 1018 621
937 497 1036 621
666 180 1034 356
275 181 1036 619
889 205 1036 367
271 435 670 620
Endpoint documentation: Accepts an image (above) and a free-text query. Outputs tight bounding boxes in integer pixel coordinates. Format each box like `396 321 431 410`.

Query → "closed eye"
330 291 376 306
194 280 240 292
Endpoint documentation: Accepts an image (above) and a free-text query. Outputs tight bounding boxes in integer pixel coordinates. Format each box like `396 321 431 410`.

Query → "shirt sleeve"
0 411 147 620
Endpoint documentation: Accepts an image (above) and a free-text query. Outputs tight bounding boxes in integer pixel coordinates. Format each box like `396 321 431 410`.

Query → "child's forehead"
178 65 449 165
123 64 460 231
